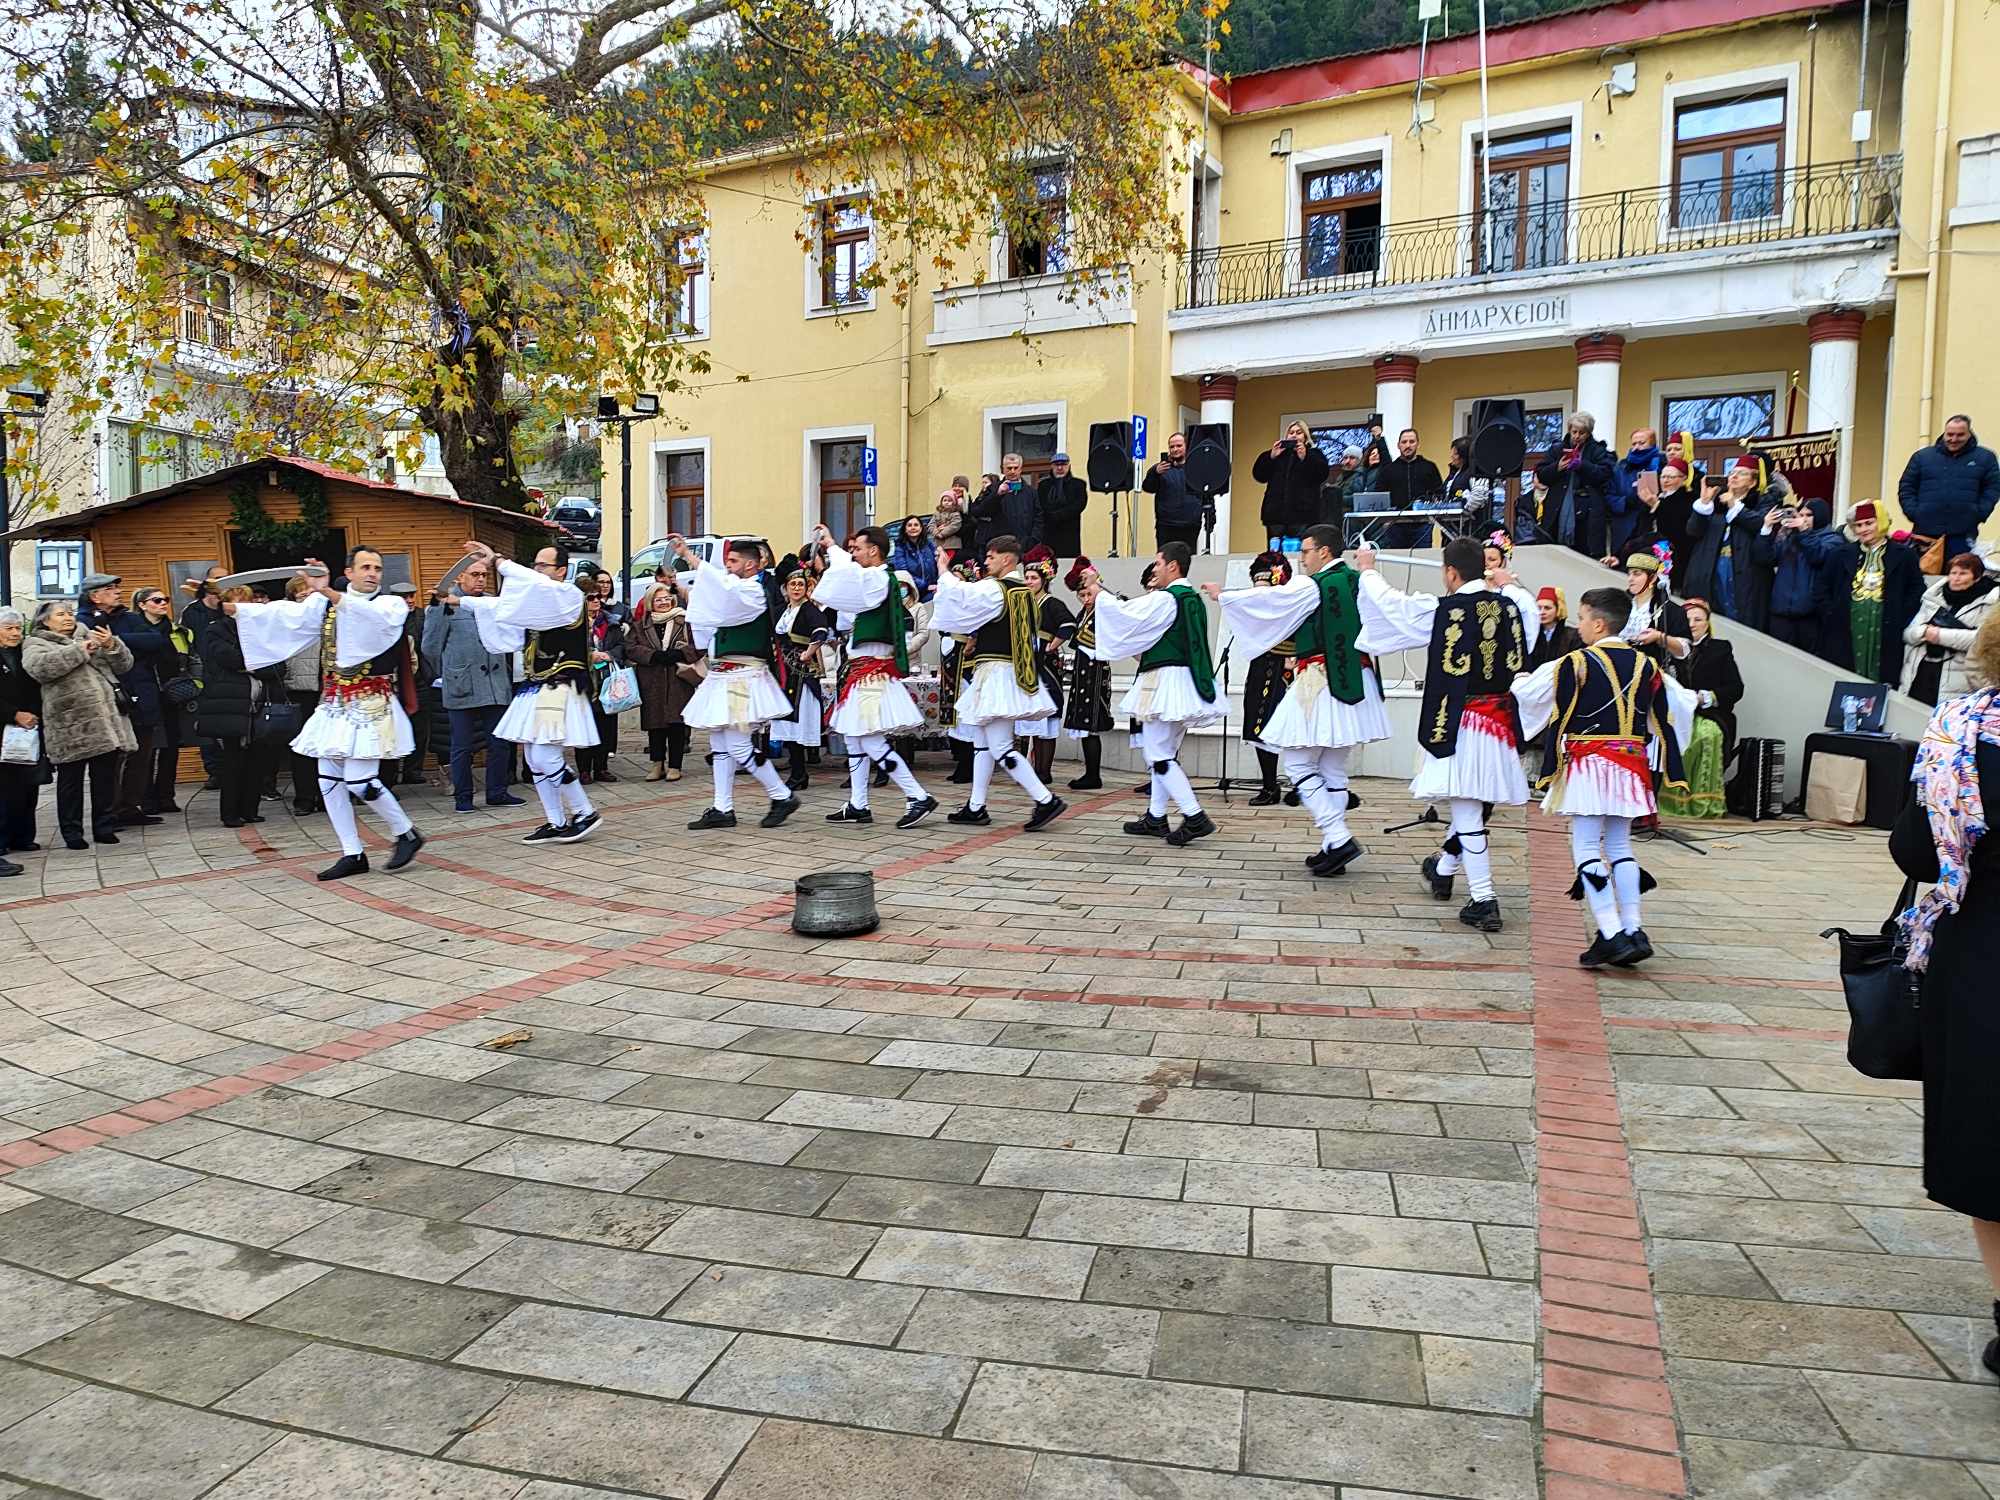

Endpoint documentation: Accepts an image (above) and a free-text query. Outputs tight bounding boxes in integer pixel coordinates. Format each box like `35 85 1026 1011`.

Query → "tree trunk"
421 332 526 512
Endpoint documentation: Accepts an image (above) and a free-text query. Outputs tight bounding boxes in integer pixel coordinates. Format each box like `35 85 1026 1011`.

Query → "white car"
609 535 725 602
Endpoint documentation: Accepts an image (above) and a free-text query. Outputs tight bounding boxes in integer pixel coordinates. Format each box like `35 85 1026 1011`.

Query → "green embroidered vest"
1290 564 1367 704
1136 583 1217 701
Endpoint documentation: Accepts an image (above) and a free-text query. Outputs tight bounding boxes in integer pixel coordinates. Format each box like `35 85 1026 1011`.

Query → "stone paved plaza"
0 761 1989 1499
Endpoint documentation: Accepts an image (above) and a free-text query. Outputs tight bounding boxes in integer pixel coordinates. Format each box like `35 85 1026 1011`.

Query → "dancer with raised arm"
1207 524 1390 875
811 524 940 829
1353 537 1535 931
677 535 802 831
928 533 1069 830
232 548 425 881
449 540 603 845
1082 540 1223 847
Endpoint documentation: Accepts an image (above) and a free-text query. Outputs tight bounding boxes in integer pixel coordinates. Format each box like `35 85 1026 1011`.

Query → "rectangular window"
673 232 706 335
817 198 873 308
662 450 706 537
998 415 1059 484
1300 162 1383 282
1662 391 1777 478
181 271 233 349
108 421 195 501
36 542 84 598
1475 127 1570 273
1006 164 1070 279
818 439 869 540
1673 92 1785 228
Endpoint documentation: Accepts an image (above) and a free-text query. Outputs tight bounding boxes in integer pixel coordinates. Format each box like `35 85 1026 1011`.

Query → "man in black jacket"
1252 421 1330 547
971 454 1041 550
78 574 168 829
1143 432 1203 548
1534 412 1617 559
1896 415 2000 560
1037 453 1088 557
1377 428 1444 548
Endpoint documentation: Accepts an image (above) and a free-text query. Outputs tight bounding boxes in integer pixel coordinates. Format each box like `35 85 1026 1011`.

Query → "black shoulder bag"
1820 875 1923 1082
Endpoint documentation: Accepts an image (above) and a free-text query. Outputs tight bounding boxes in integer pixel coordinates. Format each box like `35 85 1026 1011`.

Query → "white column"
1807 309 1865 516
1573 333 1625 442
1197 372 1238 552
1372 354 1418 442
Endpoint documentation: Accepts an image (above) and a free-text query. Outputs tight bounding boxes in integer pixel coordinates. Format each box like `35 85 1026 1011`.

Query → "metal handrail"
1177 154 1903 312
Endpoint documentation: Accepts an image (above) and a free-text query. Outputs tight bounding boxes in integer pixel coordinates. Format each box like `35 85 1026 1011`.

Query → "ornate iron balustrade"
1177 155 1902 312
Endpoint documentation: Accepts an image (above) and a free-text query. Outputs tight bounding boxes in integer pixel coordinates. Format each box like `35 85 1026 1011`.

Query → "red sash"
838 655 901 706
1565 736 1649 781
1462 693 1518 747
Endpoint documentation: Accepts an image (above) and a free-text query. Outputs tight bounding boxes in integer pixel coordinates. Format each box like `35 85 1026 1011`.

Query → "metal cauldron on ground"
792 870 879 936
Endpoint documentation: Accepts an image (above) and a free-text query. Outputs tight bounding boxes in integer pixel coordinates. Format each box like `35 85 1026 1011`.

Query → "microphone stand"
1382 804 1444 835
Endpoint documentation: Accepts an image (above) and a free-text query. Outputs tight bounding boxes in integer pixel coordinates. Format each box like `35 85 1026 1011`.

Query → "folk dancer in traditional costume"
770 564 831 790
1237 550 1295 807
1082 540 1223 847
928 533 1070 830
233 547 426 881
938 553 982 786
449 541 603 845
676 535 803 831
1017 547 1072 788
1210 524 1391 876
1060 557 1116 790
812 524 940 829
1353 537 1536 931
1513 586 1693 968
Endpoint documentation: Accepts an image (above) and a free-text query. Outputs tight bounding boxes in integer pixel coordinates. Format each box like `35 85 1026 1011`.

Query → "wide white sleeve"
459 559 586 656
1218 575 1319 661
232 593 330 671
1354 570 1438 655
685 559 769 650
1500 583 1538 646
333 591 409 669
1662 674 1699 755
1088 588 1180 663
812 544 889 623
1510 658 1562 741
929 574 1004 635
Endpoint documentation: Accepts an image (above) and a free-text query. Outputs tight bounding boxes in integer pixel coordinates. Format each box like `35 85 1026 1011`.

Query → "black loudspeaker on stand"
1086 420 1136 557
1468 399 1527 480
1185 423 1232 555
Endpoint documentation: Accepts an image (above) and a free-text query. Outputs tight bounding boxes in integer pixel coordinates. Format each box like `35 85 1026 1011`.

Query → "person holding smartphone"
1253 420 1329 552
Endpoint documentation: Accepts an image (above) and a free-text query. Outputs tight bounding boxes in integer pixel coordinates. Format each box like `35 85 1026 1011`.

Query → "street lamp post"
0 384 52 608
595 392 660 595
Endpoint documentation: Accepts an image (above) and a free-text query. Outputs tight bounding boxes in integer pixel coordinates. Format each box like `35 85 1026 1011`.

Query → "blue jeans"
448 705 511 806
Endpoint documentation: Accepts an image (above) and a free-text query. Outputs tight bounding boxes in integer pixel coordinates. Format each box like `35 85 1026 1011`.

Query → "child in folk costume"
928 532 1070 831
233 547 426 881
1209 524 1392 876
937 553 981 786
676 535 803 831
769 563 831 791
811 524 940 829
1082 540 1224 847
1353 537 1538 932
1060 557 1116 790
1016 547 1072 787
450 541 605 845
1513 586 1694 969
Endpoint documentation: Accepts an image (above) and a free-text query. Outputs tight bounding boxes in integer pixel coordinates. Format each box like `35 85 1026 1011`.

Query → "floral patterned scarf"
1903 686 2000 971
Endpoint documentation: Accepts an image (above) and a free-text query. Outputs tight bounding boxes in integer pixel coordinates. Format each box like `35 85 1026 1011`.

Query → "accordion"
1727 736 1786 821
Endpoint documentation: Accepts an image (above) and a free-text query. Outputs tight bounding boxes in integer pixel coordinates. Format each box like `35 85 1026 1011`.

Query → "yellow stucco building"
601 0 1995 571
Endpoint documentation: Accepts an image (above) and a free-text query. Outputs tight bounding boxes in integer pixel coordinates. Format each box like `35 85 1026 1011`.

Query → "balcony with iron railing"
1176 155 1902 314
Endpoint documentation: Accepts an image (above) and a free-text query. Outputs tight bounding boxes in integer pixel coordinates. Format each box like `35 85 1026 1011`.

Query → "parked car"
615 535 723 601
550 497 601 548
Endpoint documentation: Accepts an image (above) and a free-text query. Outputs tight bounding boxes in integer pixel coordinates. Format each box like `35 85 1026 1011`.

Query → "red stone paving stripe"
1526 814 1688 1500
77 1113 152 1139
0 1141 63 1167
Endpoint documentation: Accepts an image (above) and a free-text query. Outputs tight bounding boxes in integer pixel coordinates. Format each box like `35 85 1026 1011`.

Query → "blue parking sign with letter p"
861 446 878 487
1130 416 1147 459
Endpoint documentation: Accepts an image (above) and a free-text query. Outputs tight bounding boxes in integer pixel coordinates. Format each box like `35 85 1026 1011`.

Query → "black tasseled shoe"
317 853 369 882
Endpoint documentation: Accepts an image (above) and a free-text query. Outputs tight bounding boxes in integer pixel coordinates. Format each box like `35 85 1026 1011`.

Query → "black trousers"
288 691 324 809
151 701 194 810
0 762 39 852
1768 612 1823 659
213 737 267 825
647 724 690 768
114 723 161 817
1155 521 1201 550
56 753 120 843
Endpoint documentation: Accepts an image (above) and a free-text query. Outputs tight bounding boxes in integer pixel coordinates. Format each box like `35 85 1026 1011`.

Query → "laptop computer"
1824 681 1888 735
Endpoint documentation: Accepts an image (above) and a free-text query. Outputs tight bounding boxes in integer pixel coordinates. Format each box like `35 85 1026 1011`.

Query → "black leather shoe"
1247 788 1281 807
0 857 21 877
384 829 426 872
1066 773 1103 790
826 804 874 824
1579 931 1638 969
1308 839 1364 877
63 836 89 851
1421 854 1455 900
317 853 369 881
93 830 119 845
895 797 938 830
686 808 737 830
1123 813 1170 837
946 804 991 826
1024 796 1068 832
558 811 602 842
1459 898 1504 933
760 796 801 828
1283 789 1302 807
1165 811 1216 846
1613 928 1654 966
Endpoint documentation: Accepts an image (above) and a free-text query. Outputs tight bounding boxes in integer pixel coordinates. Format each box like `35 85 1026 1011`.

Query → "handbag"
676 657 709 687
1915 534 1947 576
0 724 40 765
163 673 200 707
598 664 642 715
1821 874 1924 1081
252 699 302 745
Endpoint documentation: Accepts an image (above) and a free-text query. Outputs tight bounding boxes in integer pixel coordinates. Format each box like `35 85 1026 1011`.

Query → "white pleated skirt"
495 682 600 748
685 660 793 731
1542 752 1657 818
292 694 415 762
955 660 1055 725
1117 666 1224 726
770 684 824 747
829 674 925 737
1408 711 1530 806
1262 663 1393 750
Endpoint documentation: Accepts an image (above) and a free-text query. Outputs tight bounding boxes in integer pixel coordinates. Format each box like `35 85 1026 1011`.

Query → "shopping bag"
598 665 642 715
0 724 40 765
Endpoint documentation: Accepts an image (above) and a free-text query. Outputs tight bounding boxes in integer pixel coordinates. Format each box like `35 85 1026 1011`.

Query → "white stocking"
318 756 363 856
522 742 571 825
1604 817 1642 932
1284 745 1351 848
1139 719 1199 817
1569 814 1622 939
854 734 927 807
978 720 1050 805
1449 798 1494 902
